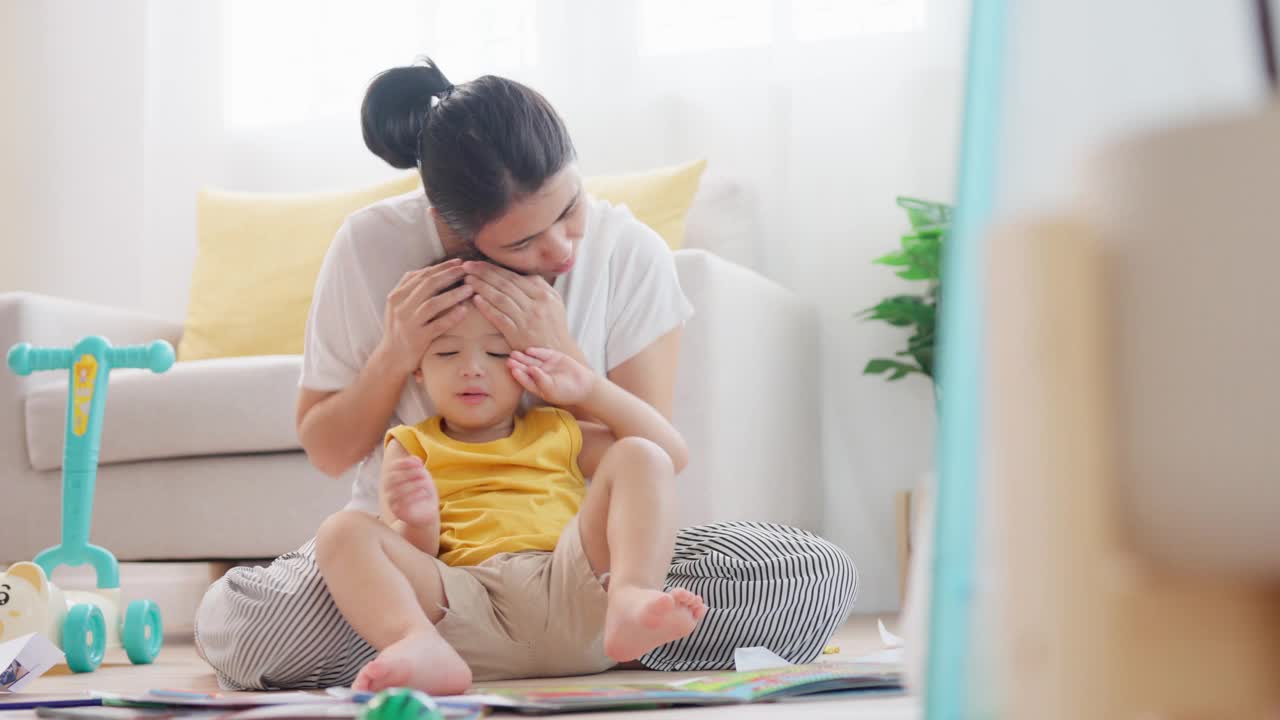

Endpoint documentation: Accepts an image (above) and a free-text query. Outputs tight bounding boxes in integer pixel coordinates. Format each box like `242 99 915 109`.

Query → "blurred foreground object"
989 105 1280 719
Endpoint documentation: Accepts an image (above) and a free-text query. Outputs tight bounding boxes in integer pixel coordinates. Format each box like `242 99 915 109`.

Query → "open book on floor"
81 690 485 720
448 661 902 713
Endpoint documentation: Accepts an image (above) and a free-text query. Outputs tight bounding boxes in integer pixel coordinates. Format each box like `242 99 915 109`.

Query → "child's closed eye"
486 352 510 358
434 352 458 357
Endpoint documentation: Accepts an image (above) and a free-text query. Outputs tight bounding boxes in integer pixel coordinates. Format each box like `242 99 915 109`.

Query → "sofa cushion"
24 356 304 471
584 159 706 250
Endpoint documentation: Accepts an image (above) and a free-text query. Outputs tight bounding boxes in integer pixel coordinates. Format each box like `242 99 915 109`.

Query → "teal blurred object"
924 1 1007 719
6 336 174 672
359 689 444 720
7 337 175 589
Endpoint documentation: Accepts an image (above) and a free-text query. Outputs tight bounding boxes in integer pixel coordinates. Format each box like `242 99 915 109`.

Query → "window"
433 1 539 79
221 0 536 129
791 0 925 42
638 0 925 56
639 0 774 56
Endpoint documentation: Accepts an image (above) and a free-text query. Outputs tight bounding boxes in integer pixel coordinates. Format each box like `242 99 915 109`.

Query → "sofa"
1 236 822 564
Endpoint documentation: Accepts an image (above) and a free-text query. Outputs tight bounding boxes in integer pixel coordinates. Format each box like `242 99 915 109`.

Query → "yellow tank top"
384 406 586 567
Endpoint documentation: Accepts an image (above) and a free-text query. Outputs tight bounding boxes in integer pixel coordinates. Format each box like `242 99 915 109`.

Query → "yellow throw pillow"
179 160 705 361
178 173 420 361
585 159 706 251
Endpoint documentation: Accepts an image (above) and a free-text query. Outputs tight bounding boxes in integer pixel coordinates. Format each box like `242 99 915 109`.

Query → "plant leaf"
896 197 955 230
873 251 912 267
860 296 933 327
896 266 935 281
864 358 923 380
861 196 950 385
899 234 942 280
914 348 934 378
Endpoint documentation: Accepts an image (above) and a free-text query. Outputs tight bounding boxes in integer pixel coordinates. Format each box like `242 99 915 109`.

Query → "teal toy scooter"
0 337 173 672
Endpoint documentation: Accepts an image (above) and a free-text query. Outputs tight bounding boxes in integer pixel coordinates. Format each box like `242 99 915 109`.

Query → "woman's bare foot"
604 585 705 662
352 627 472 695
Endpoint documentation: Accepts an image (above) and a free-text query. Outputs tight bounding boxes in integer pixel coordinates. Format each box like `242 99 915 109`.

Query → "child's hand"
508 347 596 406
381 456 439 527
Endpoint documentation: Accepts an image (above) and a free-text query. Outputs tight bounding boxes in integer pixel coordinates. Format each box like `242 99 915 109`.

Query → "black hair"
361 56 577 239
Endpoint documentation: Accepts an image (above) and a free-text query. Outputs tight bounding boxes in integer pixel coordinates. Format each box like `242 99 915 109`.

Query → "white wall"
139 2 226 319
1 0 149 313
3 0 971 613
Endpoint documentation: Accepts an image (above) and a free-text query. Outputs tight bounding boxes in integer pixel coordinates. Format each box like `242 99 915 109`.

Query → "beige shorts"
431 517 614 680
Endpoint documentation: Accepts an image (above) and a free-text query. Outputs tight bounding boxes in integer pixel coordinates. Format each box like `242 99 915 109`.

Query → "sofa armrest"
0 292 183 354
672 250 823 531
0 292 185 471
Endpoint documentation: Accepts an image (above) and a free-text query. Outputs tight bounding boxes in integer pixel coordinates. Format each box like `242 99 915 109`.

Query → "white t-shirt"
301 190 695 513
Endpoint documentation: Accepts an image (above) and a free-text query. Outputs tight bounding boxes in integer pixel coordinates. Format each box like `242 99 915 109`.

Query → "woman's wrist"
370 337 415 379
558 334 589 367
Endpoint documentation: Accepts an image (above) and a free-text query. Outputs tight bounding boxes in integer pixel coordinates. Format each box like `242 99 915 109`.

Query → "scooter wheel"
62 603 106 673
122 599 163 665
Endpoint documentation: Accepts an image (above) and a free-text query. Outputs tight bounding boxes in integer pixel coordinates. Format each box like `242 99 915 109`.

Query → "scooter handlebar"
107 340 175 373
7 344 73 375
7 339 174 375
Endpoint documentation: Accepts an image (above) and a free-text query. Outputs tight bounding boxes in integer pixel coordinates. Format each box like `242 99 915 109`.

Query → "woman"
195 57 855 690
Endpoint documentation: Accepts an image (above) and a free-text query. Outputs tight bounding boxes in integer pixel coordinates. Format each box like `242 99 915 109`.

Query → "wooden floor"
8 615 917 719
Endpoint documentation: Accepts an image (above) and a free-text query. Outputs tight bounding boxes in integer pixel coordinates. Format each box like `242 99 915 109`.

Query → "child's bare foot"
352 627 471 695
670 587 708 622
604 585 704 662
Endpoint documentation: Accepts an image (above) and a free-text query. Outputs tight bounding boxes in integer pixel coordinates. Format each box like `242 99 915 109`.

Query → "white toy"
0 561 140 672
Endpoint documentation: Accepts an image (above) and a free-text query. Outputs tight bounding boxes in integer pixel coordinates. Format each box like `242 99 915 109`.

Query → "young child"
314 296 706 695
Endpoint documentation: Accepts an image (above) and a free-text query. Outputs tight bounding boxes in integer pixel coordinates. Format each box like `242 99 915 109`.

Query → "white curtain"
134 0 970 614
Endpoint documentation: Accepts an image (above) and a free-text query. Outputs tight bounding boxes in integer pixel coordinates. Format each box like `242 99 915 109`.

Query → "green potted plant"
861 196 953 614
860 196 953 406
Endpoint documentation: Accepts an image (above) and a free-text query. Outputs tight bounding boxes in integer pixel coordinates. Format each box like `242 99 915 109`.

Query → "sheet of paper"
878 618 905 648
848 617 906 665
732 646 793 672
0 633 65 692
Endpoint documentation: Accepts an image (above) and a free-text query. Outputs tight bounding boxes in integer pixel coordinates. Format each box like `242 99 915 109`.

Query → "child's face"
416 304 523 431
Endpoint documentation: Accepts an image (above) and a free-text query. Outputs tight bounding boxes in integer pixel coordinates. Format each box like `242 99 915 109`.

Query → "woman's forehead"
474 165 581 249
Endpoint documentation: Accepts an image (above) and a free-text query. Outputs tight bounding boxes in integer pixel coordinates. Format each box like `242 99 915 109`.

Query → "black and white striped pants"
194 522 857 690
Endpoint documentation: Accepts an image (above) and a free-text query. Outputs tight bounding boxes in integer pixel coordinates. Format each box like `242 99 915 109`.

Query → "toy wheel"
62 603 106 673
122 599 163 665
